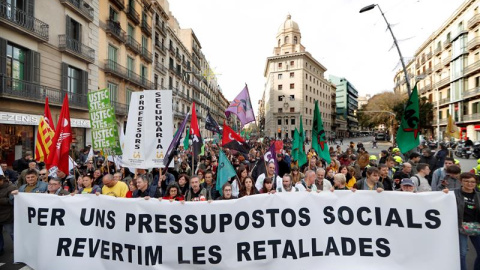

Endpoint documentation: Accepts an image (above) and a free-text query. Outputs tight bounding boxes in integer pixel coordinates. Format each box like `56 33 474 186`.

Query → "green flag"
183 128 190 150
216 149 237 196
396 85 420 153
312 101 331 164
292 128 307 167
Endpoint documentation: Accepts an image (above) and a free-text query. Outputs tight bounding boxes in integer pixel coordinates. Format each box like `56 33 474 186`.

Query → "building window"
67 66 81 94
290 61 294 66
290 83 294 89
6 43 26 82
305 108 308 114
278 96 283 101
154 74 158 89
277 119 282 125
290 95 295 101
294 36 298 44
473 102 480 114
108 44 118 62
109 7 119 21
278 84 283 90
278 63 282 68
108 82 118 102
126 88 133 104
278 74 283 79
278 108 283 113
285 36 289 44
290 72 294 78
290 107 295 113
291 118 295 125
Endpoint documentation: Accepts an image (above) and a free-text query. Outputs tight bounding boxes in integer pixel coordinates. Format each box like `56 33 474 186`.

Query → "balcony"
426 67 432 75
463 87 480 98
426 52 432 60
439 97 450 105
126 5 140 25
106 20 126 43
444 38 451 49
434 62 443 72
140 47 152 63
175 52 181 61
193 46 200 56
425 84 432 92
465 61 480 76
111 101 128 116
434 46 442 56
443 55 451 66
193 58 201 68
0 74 87 109
59 0 94 22
125 35 141 55
154 40 166 55
463 113 480 122
468 37 480 51
109 0 124 10
156 23 167 37
141 19 151 37
58 35 95 63
0 1 49 41
191 80 201 91
435 77 450 89
104 59 153 89
168 45 175 55
154 61 166 74
469 14 480 29
421 56 426 65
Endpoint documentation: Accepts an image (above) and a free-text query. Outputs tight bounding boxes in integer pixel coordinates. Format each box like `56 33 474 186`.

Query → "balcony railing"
468 37 480 51
106 20 126 43
421 56 426 64
175 52 181 61
435 77 450 89
0 1 49 41
110 101 129 116
463 87 480 98
154 62 166 74
141 19 151 37
168 45 175 55
444 38 451 48
154 40 166 54
426 52 432 60
193 58 201 68
0 74 87 108
58 35 95 63
125 35 141 55
463 113 480 122
434 62 442 72
104 59 153 89
156 23 167 37
465 61 480 76
434 46 442 56
469 14 480 29
141 47 152 63
109 0 125 10
126 5 140 25
439 97 450 105
59 0 94 22
426 67 432 75
443 55 451 66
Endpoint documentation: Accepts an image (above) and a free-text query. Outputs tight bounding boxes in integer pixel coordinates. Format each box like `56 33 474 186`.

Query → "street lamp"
360 4 412 96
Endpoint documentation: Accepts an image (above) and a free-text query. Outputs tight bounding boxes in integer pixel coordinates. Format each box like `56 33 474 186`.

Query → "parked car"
375 133 386 141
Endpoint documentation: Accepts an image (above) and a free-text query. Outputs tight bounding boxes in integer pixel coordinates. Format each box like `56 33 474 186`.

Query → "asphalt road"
0 137 475 269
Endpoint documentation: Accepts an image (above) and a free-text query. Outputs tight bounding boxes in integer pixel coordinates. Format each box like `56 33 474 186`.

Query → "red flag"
222 122 250 154
190 102 203 156
46 95 72 174
44 97 55 130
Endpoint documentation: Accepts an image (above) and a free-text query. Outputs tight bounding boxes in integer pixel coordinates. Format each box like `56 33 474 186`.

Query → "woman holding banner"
239 176 258 198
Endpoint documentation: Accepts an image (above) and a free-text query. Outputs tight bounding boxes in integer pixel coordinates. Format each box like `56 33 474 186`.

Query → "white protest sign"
121 92 146 168
144 90 173 168
14 191 459 270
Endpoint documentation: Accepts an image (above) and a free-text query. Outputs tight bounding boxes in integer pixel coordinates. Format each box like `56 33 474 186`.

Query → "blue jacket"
132 184 157 198
19 181 48 193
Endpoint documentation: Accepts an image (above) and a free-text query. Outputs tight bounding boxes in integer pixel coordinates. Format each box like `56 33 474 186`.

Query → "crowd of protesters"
0 138 479 269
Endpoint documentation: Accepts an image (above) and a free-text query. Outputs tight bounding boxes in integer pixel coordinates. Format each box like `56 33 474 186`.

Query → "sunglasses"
39 173 47 176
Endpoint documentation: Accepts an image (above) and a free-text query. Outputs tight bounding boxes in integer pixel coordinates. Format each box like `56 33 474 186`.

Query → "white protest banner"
14 191 459 270
122 92 146 168
144 90 173 168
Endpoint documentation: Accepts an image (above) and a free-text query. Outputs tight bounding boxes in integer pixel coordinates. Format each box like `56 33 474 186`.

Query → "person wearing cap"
399 178 415 192
407 152 421 175
432 157 456 191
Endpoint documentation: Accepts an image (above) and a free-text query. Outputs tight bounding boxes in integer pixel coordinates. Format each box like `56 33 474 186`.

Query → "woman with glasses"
444 172 480 270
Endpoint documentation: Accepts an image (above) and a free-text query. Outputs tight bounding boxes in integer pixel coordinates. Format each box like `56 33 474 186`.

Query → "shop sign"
71 118 91 128
0 112 41 125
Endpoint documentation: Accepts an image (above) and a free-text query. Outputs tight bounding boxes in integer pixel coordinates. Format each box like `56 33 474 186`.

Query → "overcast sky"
169 0 466 112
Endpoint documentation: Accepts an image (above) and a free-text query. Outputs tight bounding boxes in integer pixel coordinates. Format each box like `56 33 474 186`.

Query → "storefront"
0 112 91 165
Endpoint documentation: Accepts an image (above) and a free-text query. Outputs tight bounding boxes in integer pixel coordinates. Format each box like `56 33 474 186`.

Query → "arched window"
284 36 289 44
294 36 298 44
278 39 281 47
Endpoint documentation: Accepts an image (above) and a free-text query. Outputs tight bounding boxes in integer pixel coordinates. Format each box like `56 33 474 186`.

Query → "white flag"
121 92 146 168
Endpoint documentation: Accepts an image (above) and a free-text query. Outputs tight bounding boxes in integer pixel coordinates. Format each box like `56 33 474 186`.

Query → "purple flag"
164 112 189 168
263 140 278 174
225 85 255 127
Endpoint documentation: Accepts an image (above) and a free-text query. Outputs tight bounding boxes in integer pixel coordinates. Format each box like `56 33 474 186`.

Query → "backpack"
411 175 421 187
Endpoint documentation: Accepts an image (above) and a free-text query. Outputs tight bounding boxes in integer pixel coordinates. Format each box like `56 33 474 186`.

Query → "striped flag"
35 116 55 162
